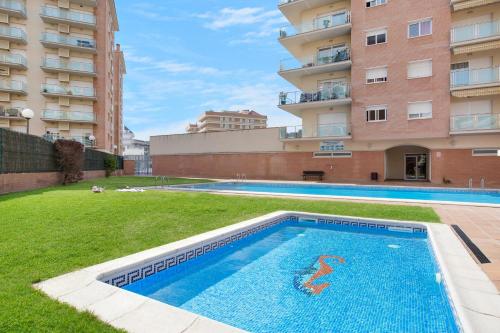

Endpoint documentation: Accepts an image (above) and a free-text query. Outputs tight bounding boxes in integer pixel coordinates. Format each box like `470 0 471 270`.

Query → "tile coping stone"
34 211 500 333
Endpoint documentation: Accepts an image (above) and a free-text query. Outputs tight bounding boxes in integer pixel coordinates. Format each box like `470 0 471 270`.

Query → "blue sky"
115 0 301 140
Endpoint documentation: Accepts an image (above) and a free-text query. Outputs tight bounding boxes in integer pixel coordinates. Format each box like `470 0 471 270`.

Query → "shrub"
54 140 84 184
104 155 117 177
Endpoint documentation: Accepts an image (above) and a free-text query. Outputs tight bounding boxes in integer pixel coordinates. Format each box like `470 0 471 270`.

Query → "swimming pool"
123 217 459 333
173 181 500 205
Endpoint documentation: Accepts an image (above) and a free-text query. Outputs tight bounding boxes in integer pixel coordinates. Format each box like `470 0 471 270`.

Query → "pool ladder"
235 173 247 183
468 177 486 189
155 176 169 187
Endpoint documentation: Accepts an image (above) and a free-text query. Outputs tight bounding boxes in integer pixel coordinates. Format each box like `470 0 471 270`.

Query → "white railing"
0 53 26 66
450 66 500 88
41 32 96 49
279 83 351 105
280 47 350 71
280 123 350 139
450 113 500 132
41 84 96 98
42 58 95 73
451 20 500 43
42 110 96 122
41 6 96 25
279 10 351 38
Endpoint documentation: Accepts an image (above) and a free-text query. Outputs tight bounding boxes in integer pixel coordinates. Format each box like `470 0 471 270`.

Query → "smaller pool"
173 181 500 205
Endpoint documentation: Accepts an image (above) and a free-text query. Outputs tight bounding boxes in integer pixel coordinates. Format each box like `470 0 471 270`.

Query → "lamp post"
88 135 96 147
21 108 34 134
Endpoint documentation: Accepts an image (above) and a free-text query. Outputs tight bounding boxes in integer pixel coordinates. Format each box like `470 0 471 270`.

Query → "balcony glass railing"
279 11 351 38
279 83 351 105
0 0 26 15
278 0 299 5
280 47 350 71
0 25 26 41
41 84 96 97
451 113 500 132
0 79 26 92
42 58 95 73
0 106 21 118
41 32 96 49
42 110 96 122
280 123 350 139
450 67 500 88
43 133 95 147
0 53 26 66
451 20 500 43
41 6 96 25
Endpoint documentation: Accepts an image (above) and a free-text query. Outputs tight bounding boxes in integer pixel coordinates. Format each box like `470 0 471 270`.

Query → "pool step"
451 225 491 264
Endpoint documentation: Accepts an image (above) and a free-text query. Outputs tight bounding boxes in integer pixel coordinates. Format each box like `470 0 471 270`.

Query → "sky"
115 0 301 140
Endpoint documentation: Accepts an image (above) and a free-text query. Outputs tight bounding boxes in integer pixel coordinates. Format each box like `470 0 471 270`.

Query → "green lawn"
0 176 440 332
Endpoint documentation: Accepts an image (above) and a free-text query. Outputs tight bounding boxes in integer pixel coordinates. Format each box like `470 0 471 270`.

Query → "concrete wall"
150 128 285 155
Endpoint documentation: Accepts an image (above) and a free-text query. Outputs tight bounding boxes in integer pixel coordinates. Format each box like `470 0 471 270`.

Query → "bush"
104 155 117 177
54 140 84 184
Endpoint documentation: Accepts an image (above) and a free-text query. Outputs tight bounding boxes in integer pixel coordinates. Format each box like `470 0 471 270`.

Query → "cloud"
197 7 284 30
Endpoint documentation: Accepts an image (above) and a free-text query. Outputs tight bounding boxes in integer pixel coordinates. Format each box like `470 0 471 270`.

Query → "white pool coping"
34 211 500 333
158 180 500 208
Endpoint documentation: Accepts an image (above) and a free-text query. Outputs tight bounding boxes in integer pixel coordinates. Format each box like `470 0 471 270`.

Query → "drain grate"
451 225 491 264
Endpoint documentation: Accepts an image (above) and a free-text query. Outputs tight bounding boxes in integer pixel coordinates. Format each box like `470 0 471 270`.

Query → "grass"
0 176 440 332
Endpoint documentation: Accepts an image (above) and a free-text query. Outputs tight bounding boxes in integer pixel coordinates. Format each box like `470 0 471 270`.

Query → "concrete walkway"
432 205 500 291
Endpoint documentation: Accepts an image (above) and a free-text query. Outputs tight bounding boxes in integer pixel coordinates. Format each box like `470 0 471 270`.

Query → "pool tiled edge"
34 211 500 333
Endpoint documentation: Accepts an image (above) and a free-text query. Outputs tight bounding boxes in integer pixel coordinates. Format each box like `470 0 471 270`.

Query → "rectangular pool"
173 181 500 205
122 219 459 333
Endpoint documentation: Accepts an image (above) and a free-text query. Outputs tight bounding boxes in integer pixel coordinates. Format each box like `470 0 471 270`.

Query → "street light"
88 135 96 147
21 108 34 134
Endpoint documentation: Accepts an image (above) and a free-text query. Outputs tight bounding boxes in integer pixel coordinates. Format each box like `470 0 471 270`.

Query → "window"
366 0 386 8
408 59 432 79
408 101 432 120
472 148 500 157
366 106 387 122
366 66 387 84
366 29 387 45
408 19 432 38
313 151 352 158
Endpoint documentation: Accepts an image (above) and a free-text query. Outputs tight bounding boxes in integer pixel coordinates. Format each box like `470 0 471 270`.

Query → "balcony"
0 79 26 94
451 0 500 12
278 83 351 116
279 47 351 86
278 0 342 25
0 26 26 44
450 67 500 97
69 0 97 7
41 84 96 100
41 6 96 29
279 11 351 57
0 106 22 119
41 33 96 53
41 110 96 123
0 0 26 18
450 113 500 134
451 20 500 54
280 123 351 141
43 133 96 147
0 53 26 69
41 58 96 76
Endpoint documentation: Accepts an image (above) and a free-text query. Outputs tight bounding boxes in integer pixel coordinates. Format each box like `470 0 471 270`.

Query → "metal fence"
0 128 123 174
124 155 152 175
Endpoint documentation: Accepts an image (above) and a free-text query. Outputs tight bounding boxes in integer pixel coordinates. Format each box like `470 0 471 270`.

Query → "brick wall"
123 160 136 176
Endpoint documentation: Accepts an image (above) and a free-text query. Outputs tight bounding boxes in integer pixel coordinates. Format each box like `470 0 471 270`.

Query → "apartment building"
186 110 268 133
275 0 500 185
0 0 124 154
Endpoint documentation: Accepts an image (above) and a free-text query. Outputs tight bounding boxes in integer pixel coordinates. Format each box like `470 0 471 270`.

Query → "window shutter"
408 60 432 78
408 102 432 119
366 67 387 82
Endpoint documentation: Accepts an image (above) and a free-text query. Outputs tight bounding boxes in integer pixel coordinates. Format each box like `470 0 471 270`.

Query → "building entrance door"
405 154 427 180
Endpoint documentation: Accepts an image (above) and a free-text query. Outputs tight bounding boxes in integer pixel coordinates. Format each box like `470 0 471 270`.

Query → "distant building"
187 110 267 133
122 126 149 156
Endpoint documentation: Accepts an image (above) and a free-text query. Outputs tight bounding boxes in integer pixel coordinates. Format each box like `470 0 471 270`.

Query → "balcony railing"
279 11 351 38
280 123 350 139
41 84 96 98
451 20 500 44
280 47 350 71
42 58 95 74
43 133 95 147
0 106 22 118
0 26 26 41
450 66 500 88
42 110 96 122
41 6 96 25
0 0 26 16
41 32 96 50
0 79 26 92
0 53 26 67
279 83 351 105
450 113 500 132
278 0 299 5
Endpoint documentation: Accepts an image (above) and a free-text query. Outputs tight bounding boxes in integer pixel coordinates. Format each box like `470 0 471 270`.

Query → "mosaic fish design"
294 255 345 295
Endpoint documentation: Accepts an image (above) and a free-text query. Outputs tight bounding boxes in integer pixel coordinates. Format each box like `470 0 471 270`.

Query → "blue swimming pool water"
177 182 500 205
125 221 459 333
